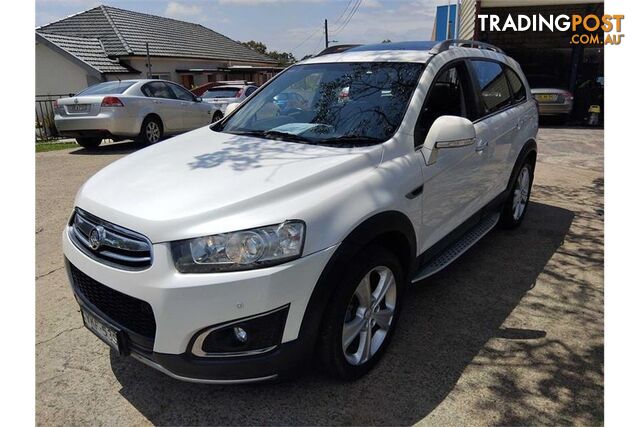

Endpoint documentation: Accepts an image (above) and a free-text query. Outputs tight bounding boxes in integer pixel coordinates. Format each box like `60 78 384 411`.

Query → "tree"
241 40 297 66
381 39 392 43
241 40 267 54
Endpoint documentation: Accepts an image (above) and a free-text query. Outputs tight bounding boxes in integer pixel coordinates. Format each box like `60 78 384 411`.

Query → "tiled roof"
37 5 278 65
37 32 133 73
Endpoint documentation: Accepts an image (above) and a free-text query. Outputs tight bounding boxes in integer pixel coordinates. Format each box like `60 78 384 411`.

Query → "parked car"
527 74 574 123
201 82 259 122
54 79 214 149
63 40 538 383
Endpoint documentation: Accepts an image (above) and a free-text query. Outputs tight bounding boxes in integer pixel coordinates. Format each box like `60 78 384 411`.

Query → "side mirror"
195 97 203 103
225 102 241 116
422 116 476 165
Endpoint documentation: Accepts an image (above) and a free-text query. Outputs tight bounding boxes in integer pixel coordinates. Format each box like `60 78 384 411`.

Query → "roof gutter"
35 33 104 79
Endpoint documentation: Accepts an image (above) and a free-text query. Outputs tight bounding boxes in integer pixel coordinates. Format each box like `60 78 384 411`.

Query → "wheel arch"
508 138 537 190
142 113 164 132
294 210 417 360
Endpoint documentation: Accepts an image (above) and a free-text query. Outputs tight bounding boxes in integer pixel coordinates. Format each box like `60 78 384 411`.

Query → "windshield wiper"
263 130 312 143
227 129 312 143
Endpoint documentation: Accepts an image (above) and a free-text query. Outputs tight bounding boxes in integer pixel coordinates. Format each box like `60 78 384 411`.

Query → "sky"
35 0 441 59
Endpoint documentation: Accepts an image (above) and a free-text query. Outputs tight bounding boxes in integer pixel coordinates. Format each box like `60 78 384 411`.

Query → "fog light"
192 305 289 357
233 326 248 343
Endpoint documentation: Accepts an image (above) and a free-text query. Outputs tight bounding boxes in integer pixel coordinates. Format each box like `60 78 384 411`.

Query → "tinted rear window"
505 68 526 103
77 81 135 96
469 60 511 115
203 88 241 98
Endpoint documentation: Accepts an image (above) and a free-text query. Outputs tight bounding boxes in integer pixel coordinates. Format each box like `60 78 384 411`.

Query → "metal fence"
35 94 68 142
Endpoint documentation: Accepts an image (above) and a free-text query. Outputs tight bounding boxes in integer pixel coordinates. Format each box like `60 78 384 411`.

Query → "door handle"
153 100 162 104
475 138 488 152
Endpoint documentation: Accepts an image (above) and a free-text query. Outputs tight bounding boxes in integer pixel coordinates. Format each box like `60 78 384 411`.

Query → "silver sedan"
54 79 214 149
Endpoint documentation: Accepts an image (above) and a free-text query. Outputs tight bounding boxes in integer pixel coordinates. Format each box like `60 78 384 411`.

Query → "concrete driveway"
36 128 603 426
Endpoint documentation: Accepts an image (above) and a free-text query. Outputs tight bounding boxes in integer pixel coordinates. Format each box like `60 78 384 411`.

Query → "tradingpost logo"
478 13 625 45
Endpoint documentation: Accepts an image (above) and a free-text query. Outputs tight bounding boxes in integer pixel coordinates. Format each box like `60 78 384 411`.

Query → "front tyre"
318 245 404 380
500 161 533 228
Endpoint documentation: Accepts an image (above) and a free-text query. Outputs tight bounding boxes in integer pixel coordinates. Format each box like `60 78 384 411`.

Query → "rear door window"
469 60 512 116
141 82 176 99
505 68 526 103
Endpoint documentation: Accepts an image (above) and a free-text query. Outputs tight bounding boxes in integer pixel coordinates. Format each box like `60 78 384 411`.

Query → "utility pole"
145 42 152 78
324 19 329 48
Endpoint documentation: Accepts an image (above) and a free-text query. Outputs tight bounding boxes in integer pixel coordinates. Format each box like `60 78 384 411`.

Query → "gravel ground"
36 127 604 426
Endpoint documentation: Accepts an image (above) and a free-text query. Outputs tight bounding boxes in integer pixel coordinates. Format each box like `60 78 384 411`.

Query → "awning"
176 65 284 73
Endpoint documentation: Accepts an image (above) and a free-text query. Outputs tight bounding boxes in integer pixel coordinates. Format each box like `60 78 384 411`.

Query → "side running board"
412 213 500 283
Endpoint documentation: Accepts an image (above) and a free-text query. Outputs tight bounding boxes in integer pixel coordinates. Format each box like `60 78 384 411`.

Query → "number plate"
535 94 557 103
81 308 127 355
69 104 90 113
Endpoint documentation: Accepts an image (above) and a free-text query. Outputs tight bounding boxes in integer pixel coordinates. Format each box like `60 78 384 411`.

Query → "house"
35 5 280 96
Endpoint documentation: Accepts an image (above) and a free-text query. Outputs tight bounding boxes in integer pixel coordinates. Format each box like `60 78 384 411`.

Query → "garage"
460 0 604 125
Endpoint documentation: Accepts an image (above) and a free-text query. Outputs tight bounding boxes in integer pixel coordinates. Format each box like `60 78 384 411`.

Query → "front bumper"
62 225 336 382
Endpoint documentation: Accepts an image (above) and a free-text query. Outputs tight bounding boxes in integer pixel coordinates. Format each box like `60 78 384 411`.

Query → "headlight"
171 221 305 273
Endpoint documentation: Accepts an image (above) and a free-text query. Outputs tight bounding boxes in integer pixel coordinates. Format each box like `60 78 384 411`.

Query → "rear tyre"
75 137 102 149
136 116 163 145
318 245 404 380
499 160 533 229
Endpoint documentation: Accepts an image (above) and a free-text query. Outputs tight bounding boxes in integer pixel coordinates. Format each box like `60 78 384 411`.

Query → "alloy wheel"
145 121 161 143
512 165 530 220
342 266 397 366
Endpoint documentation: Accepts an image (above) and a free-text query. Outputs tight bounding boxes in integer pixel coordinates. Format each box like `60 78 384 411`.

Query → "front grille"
69 208 152 270
70 263 156 339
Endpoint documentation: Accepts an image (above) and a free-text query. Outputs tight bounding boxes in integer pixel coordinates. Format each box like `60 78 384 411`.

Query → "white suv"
63 40 538 383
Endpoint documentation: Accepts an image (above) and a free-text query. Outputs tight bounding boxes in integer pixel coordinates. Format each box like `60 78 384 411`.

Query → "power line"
290 25 323 51
332 0 354 29
332 0 363 36
293 0 358 53
331 0 359 33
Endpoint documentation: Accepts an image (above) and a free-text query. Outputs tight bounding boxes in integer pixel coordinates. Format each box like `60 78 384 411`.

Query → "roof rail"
429 39 504 55
315 44 362 57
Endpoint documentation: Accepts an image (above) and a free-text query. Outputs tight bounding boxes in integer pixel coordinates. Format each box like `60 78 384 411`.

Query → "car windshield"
77 81 136 96
203 87 241 99
214 62 425 146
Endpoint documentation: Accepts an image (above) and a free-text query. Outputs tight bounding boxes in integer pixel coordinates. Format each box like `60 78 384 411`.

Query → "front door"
168 82 211 129
415 60 492 253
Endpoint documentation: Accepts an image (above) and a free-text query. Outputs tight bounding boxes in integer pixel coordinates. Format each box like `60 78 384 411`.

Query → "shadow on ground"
107 201 601 425
68 141 140 155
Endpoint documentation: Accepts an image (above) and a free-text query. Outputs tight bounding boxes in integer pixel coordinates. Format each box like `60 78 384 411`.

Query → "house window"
181 74 195 89
151 73 171 80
